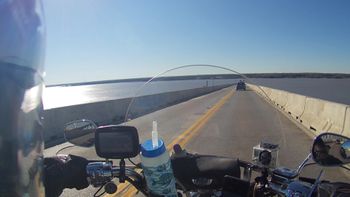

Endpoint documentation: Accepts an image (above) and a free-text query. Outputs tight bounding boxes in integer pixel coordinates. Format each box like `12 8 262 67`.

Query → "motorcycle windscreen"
124 65 282 167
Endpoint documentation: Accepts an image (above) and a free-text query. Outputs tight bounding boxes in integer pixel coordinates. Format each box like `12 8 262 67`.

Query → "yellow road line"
108 90 234 197
166 90 234 149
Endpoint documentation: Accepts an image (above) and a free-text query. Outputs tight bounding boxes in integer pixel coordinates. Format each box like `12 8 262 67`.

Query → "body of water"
43 79 236 109
43 78 350 110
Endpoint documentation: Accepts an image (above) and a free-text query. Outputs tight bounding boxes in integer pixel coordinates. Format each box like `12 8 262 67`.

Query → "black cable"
128 158 137 166
341 165 350 171
126 176 148 196
93 185 106 197
55 145 75 155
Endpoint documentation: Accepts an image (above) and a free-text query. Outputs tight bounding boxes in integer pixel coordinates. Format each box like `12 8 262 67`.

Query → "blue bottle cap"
140 139 166 158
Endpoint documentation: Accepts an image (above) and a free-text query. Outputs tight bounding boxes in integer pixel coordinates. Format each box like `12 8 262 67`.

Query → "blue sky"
43 0 350 84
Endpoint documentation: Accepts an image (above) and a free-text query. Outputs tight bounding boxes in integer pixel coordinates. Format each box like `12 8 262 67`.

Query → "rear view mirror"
312 133 350 166
64 119 97 147
341 140 350 159
95 126 139 159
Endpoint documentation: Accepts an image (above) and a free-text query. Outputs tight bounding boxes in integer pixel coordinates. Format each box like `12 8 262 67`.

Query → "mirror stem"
296 153 312 175
308 169 324 197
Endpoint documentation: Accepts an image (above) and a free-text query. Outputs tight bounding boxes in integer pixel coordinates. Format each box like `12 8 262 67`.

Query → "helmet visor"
0 0 46 76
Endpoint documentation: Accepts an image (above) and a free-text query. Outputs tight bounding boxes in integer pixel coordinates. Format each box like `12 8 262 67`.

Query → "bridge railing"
43 85 230 148
247 84 350 137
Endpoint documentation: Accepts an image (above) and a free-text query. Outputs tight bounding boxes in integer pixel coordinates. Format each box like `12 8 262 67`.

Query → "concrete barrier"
299 98 347 135
261 87 272 98
43 97 131 147
324 102 347 133
299 98 327 134
247 84 271 99
254 86 263 96
43 85 230 147
269 89 280 104
247 84 257 91
274 90 289 109
284 93 307 119
248 83 349 137
343 107 350 137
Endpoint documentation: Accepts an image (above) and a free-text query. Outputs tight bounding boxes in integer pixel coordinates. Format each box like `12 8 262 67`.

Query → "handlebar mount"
86 161 115 187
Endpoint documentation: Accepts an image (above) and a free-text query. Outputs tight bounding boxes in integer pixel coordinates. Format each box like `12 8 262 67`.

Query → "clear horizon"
44 0 350 85
47 72 350 86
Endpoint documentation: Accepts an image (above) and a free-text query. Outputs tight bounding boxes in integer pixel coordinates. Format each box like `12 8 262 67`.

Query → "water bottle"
140 121 177 197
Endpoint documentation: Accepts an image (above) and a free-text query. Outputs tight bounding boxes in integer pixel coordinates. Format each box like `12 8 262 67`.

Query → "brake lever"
299 177 316 184
88 159 109 163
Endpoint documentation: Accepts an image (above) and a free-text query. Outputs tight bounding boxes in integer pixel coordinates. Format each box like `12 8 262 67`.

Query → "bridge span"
44 86 350 196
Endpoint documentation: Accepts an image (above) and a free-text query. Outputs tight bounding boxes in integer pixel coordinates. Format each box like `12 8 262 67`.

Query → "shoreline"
47 73 350 87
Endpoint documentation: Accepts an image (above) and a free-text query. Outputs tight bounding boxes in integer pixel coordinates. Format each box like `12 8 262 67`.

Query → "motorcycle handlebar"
85 156 266 189
84 157 349 197
86 161 143 187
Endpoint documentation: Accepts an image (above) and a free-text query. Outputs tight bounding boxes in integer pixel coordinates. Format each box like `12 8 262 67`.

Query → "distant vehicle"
236 80 246 91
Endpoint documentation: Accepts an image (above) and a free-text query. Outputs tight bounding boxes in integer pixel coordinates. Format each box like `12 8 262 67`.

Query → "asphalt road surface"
44 87 350 196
